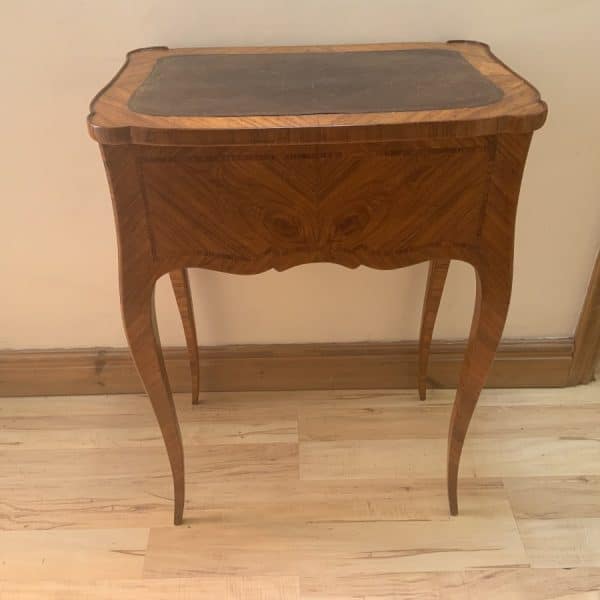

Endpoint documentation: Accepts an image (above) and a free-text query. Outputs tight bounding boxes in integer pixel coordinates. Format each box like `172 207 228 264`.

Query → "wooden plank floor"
1 382 600 598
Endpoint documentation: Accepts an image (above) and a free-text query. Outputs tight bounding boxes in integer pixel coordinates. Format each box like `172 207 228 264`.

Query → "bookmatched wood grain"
136 137 494 272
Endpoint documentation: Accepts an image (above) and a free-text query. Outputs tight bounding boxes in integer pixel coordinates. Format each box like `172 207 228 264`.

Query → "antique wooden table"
88 41 546 524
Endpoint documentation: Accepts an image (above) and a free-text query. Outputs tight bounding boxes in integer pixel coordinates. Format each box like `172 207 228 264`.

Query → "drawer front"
139 140 494 272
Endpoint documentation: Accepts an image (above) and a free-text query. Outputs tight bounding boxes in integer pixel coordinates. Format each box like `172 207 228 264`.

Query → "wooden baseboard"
0 338 574 397
570 249 600 385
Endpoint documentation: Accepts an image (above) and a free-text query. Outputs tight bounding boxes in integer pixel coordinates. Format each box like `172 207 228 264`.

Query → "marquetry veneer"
88 41 547 524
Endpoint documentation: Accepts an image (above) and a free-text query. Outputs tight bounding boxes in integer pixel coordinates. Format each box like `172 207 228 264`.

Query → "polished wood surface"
418 259 450 401
89 41 546 524
88 41 546 146
136 137 494 272
1 383 600 597
446 131 532 514
169 269 200 404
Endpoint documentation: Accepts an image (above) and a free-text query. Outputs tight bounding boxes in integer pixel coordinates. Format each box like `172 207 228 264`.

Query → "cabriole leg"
170 269 200 405
418 259 450 401
121 276 185 525
447 263 511 515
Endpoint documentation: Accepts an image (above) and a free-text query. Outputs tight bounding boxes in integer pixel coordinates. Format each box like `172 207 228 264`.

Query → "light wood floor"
1 380 600 599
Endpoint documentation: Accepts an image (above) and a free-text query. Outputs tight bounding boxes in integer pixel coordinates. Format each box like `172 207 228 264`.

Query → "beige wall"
1 0 599 349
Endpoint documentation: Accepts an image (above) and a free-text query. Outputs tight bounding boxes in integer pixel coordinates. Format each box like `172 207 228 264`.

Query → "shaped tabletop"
88 41 546 146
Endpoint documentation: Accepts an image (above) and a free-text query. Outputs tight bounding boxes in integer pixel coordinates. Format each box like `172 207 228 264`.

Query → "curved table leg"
121 277 185 525
170 269 200 405
447 263 511 515
418 259 450 401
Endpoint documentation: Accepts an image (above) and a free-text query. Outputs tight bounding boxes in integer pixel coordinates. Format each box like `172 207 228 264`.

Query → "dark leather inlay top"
128 49 504 117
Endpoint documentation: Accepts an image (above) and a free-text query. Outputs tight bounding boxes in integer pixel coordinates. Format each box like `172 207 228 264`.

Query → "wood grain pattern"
102 145 185 525
0 338 575 397
143 511 527 577
299 403 600 441
301 568 600 599
518 518 600 568
418 259 450 401
1 384 600 597
169 269 200 404
3 571 600 600
570 249 600 384
90 41 546 524
447 131 531 514
505 476 600 519
138 138 492 272
0 529 149 580
299 436 600 481
0 577 300 600
88 41 546 146
101 135 530 523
